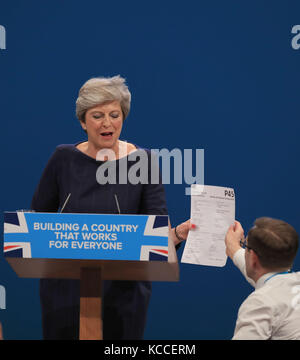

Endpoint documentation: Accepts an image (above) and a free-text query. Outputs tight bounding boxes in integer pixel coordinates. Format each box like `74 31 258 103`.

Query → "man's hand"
225 221 244 260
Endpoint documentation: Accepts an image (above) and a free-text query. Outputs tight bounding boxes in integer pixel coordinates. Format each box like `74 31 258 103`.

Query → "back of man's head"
247 217 299 271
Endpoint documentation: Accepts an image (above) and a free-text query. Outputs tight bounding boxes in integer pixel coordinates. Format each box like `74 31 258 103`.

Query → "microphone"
114 194 121 214
60 193 71 213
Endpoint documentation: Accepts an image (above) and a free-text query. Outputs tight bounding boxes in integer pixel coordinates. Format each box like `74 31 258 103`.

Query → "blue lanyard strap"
264 270 292 284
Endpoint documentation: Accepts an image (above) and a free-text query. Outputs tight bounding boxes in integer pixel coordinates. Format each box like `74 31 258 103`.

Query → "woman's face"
82 100 123 152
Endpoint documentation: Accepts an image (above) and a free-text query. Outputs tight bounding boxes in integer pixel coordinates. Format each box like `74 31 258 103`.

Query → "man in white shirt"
225 217 300 340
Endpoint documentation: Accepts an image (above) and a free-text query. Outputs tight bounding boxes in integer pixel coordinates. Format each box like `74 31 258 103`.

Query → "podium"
3 211 179 340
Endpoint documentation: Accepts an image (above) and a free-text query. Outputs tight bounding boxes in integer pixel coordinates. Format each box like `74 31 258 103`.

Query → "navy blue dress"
31 143 168 340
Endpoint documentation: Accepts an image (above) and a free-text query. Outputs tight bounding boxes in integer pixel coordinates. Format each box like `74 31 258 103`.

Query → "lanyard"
264 271 291 284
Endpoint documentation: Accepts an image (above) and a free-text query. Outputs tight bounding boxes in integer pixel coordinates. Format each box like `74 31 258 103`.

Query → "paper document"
181 184 235 267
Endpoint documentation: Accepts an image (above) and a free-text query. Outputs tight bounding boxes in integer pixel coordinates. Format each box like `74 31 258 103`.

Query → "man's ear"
250 250 261 270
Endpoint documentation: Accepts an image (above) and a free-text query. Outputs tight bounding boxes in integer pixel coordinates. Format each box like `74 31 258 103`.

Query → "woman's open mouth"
100 132 113 138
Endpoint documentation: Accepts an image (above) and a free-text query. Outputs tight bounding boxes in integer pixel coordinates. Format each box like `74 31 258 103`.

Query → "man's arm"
225 221 255 287
225 221 244 259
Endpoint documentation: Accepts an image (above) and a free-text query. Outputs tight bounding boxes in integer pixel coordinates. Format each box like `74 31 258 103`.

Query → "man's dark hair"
247 217 299 270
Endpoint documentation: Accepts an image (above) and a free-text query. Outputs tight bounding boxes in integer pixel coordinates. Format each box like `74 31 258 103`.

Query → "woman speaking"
31 75 190 340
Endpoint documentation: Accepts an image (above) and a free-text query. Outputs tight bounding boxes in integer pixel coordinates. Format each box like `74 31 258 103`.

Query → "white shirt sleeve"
232 293 273 340
232 248 256 287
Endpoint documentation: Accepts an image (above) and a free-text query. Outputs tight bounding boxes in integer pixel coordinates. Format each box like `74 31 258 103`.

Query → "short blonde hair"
76 75 131 123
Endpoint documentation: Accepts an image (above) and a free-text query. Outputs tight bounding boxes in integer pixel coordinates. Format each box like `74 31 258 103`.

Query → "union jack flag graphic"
4 212 29 234
141 215 169 261
4 212 31 257
143 215 168 237
140 245 168 261
4 242 31 258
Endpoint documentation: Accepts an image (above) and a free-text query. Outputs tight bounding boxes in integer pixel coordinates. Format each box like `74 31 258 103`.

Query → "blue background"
0 0 299 339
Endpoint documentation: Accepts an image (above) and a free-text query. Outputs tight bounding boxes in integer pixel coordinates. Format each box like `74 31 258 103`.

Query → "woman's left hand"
172 219 196 245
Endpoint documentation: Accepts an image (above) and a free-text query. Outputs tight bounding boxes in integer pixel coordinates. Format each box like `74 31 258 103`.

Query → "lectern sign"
4 212 169 261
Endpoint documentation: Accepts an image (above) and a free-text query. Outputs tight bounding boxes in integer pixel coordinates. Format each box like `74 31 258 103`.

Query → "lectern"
3 211 179 340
